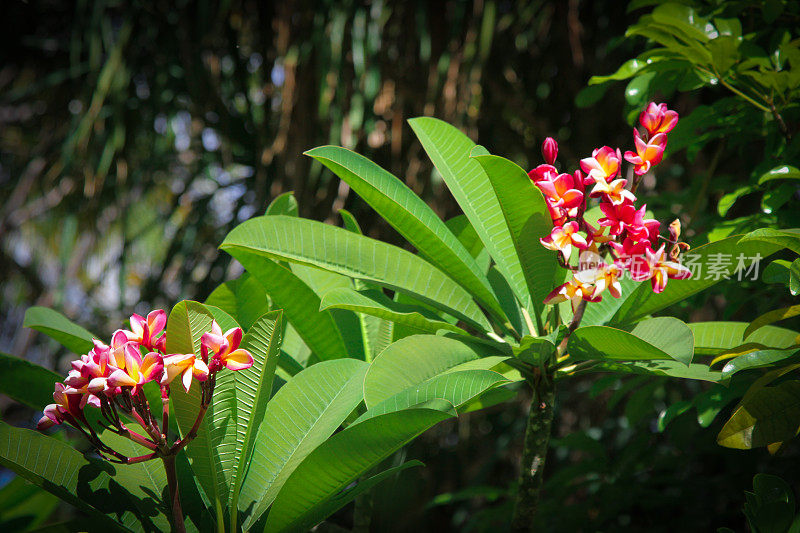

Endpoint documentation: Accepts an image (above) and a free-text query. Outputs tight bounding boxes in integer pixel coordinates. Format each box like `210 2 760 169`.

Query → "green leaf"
356 369 509 423
264 407 454 532
363 334 502 408
306 145 507 326
718 380 800 449
408 118 529 308
23 307 97 355
205 273 270 331
690 321 800 355
613 235 782 323
338 208 362 234
0 421 134 531
0 353 62 409
722 348 800 379
221 215 491 331
589 58 647 84
265 192 299 217
745 305 800 339
165 300 232 522
580 277 640 327
740 228 800 255
569 317 694 365
588 360 721 382
471 153 557 324
757 165 800 185
320 287 466 335
239 359 368 530
225 249 348 361
227 311 284 525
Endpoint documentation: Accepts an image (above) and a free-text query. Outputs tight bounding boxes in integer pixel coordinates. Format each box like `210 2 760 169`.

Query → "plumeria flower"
528 164 558 183
639 102 678 136
201 321 254 372
536 172 585 216
540 221 588 262
121 309 167 352
107 345 164 394
37 382 98 430
542 137 558 165
580 146 622 185
161 353 209 392
638 244 693 293
597 200 646 236
543 276 600 306
589 178 636 206
624 130 666 176
584 221 613 245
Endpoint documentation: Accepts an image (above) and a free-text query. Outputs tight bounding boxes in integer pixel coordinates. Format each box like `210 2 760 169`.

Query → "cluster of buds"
37 310 253 464
530 102 691 308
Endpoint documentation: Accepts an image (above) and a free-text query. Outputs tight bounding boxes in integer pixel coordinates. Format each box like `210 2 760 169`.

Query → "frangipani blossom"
122 309 167 352
639 244 693 293
542 137 558 165
37 382 97 430
536 172 584 216
597 200 645 236
528 164 558 183
540 221 588 261
580 146 621 185
590 178 636 206
574 261 623 300
161 353 209 392
624 130 666 176
639 102 678 136
107 346 164 394
543 276 600 306
201 321 254 372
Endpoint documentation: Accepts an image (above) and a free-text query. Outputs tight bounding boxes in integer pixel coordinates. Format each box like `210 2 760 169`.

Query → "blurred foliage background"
1 0 799 531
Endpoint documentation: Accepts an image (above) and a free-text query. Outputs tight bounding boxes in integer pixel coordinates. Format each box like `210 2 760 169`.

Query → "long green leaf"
689 322 800 355
745 305 800 339
718 380 800 449
239 359 369 530
613 236 782 323
228 248 348 360
23 307 96 355
320 287 466 335
0 421 133 531
264 407 454 532
408 118 527 307
221 215 491 331
228 311 284 526
363 334 499 408
583 360 722 382
165 300 231 523
306 145 507 326
569 317 694 365
471 152 556 322
0 353 62 409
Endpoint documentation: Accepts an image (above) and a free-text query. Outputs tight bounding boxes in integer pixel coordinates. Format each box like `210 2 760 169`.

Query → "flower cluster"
529 102 691 308
38 310 253 464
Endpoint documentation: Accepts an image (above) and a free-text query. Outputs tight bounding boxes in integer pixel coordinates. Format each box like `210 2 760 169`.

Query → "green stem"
511 375 556 532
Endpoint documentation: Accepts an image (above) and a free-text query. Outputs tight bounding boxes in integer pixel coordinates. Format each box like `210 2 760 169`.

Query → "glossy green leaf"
758 165 800 185
306 145 507 325
408 117 528 308
589 58 646 84
580 277 639 326
23 307 96 355
338 208 362 234
221 215 491 331
364 334 501 408
722 348 800 379
264 407 454 532
265 192 299 217
614 236 782 323
205 273 270 331
320 287 465 335
569 317 694 365
690 321 800 355
227 311 283 524
471 153 557 323
239 359 368 530
718 380 800 449
745 305 800 339
0 352 62 409
0 421 134 531
740 228 800 255
226 248 347 361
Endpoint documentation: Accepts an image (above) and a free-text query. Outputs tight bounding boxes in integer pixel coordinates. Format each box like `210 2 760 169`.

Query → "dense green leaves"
23 306 96 355
264 407 454 532
221 215 491 330
238 359 368 530
718 380 800 449
690 321 800 355
306 145 508 326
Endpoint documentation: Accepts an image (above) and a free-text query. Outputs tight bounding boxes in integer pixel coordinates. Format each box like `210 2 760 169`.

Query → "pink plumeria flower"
580 146 622 185
201 321 254 373
590 178 636 206
598 200 645 236
37 382 98 430
639 244 693 293
161 353 210 392
536 172 584 214
541 137 558 165
574 261 624 300
528 164 558 183
122 309 167 352
543 276 601 306
540 221 588 261
639 102 678 136
107 345 164 394
624 130 666 176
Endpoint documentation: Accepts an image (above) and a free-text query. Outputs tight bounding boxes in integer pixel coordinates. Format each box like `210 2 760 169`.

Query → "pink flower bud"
542 137 558 165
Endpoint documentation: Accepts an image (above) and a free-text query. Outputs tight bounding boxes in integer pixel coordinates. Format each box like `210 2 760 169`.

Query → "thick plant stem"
511 376 556 532
162 455 186 533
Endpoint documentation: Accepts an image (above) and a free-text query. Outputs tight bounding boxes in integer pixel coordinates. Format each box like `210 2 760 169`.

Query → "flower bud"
542 137 558 165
